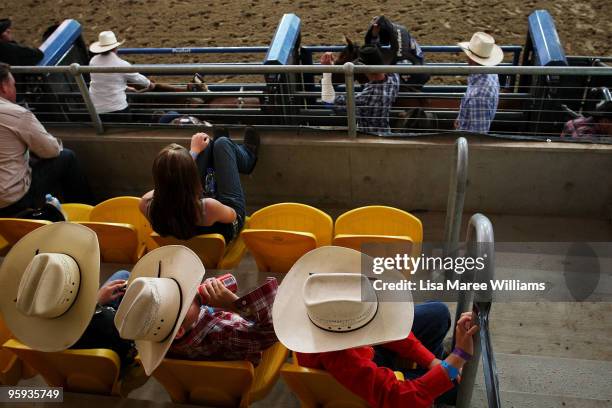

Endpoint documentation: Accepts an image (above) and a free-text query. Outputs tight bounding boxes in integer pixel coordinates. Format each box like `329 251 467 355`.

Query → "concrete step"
468 352 612 407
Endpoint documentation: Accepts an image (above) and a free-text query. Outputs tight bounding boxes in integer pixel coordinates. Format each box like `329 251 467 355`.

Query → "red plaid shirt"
169 278 278 364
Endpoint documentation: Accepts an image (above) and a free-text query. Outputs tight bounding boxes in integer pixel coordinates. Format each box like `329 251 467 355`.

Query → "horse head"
331 36 369 85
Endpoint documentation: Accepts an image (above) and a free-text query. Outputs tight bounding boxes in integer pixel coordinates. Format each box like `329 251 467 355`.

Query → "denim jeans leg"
410 301 451 358
100 270 131 309
195 142 215 187
210 137 250 217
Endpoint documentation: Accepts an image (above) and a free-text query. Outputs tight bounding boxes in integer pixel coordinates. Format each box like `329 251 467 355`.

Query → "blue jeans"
101 270 130 309
194 136 255 242
373 301 456 404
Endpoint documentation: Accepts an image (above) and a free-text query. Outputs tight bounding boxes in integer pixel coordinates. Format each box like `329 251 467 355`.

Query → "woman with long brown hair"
139 127 259 242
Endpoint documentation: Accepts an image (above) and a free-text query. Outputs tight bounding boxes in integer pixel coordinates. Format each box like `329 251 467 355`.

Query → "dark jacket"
0 41 44 66
364 16 424 65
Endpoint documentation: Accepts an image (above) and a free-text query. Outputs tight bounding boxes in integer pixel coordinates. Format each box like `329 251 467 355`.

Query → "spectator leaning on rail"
364 15 429 90
0 63 93 217
88 31 156 123
113 245 279 376
0 18 43 66
139 127 260 244
561 100 612 139
454 32 502 134
320 45 399 135
273 246 480 408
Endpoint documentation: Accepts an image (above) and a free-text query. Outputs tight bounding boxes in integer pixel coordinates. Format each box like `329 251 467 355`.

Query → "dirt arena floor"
1 0 610 64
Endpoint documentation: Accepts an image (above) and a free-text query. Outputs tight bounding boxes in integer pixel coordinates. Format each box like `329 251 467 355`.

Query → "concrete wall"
55 126 612 218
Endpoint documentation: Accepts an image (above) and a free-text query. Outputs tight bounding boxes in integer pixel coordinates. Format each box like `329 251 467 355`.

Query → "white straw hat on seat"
273 246 414 353
89 31 124 53
114 245 205 375
0 223 100 352
458 32 504 66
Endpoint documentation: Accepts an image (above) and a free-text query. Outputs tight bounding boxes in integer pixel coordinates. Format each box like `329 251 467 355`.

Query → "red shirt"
297 332 453 408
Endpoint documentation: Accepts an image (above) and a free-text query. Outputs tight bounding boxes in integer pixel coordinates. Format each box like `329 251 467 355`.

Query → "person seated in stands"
0 63 93 217
561 100 612 139
364 15 429 89
0 18 43 66
454 32 503 134
113 246 279 375
320 45 399 134
88 31 156 123
139 127 259 243
274 246 480 408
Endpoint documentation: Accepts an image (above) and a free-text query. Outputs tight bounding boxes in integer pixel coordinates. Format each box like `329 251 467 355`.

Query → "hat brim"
273 246 414 353
123 246 205 375
0 222 100 352
458 42 504 66
89 40 124 54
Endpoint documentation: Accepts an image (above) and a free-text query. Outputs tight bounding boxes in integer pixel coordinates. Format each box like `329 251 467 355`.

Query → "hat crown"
16 253 80 319
468 32 495 58
115 277 181 342
303 273 378 332
97 31 119 47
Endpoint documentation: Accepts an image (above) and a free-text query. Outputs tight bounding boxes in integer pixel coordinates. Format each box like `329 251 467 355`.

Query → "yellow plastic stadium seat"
150 215 250 269
0 219 51 253
77 221 144 263
333 206 423 255
241 203 333 273
0 318 22 385
62 203 93 221
3 339 121 395
90 196 156 254
0 235 8 255
150 343 288 407
281 355 404 408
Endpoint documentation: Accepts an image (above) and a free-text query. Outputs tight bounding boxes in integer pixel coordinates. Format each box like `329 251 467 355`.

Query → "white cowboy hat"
114 246 205 375
0 222 100 352
273 246 414 353
458 32 504 66
89 31 124 53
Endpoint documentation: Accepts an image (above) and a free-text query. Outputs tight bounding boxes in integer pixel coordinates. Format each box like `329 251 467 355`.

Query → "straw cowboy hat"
458 32 503 66
89 31 124 53
273 246 414 353
114 246 205 375
0 223 100 352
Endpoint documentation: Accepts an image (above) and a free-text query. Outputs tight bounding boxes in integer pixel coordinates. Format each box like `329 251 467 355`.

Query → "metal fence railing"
12 63 612 138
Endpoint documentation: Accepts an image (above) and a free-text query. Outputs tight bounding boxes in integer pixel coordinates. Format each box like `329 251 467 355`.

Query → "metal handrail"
456 213 499 408
443 137 468 274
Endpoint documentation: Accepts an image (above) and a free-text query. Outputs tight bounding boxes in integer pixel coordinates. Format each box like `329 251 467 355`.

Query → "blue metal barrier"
38 19 83 66
118 46 268 55
264 13 301 65
524 9 567 67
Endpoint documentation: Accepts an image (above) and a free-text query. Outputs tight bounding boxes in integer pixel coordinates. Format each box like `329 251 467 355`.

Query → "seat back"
248 342 289 403
151 358 254 407
151 232 226 268
78 221 141 263
62 203 93 221
0 318 21 385
3 339 120 395
241 230 317 273
334 206 423 242
281 363 369 408
0 219 51 246
248 203 333 246
89 196 156 253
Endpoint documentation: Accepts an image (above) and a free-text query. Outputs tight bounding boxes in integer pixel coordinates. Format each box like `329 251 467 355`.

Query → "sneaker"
243 126 260 174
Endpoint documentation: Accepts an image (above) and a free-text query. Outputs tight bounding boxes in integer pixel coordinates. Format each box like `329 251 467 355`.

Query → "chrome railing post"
69 63 103 134
343 62 357 138
456 213 497 408
443 137 468 279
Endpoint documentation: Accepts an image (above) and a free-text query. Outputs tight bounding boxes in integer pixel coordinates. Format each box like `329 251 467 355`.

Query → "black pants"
0 149 93 217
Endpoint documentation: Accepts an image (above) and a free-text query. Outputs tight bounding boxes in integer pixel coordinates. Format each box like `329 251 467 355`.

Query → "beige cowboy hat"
458 32 504 66
273 246 414 353
0 222 100 352
114 246 205 375
89 31 124 53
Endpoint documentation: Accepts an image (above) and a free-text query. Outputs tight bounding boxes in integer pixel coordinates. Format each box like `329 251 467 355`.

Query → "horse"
330 37 437 132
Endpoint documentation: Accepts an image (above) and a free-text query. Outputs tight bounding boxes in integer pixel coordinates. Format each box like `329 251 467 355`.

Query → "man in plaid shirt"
455 32 503 134
170 277 278 364
321 45 399 134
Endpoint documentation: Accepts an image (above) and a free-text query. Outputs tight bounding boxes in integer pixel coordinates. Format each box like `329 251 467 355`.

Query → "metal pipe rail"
443 137 468 277
455 214 498 408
